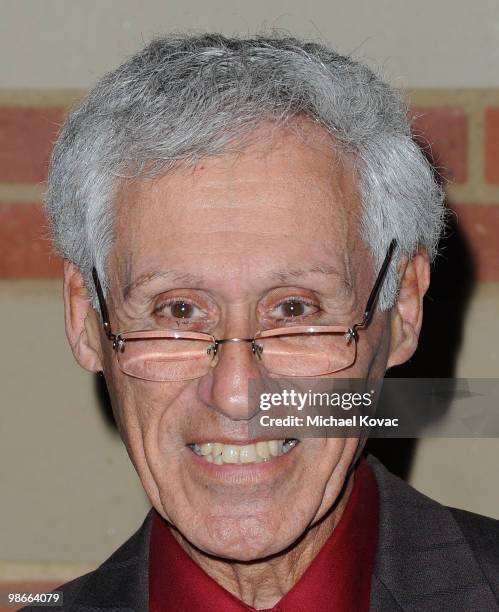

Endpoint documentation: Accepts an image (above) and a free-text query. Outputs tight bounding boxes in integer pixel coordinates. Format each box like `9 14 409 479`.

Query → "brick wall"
409 90 499 282
0 89 498 281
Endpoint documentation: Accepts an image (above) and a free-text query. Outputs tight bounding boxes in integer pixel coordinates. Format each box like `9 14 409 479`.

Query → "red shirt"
149 456 378 611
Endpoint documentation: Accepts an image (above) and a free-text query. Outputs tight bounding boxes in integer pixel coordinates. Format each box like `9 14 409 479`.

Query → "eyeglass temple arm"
91 267 115 340
353 239 397 332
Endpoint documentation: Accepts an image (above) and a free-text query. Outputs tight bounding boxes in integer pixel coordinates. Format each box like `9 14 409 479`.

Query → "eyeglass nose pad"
252 341 264 361
210 351 220 368
208 344 220 368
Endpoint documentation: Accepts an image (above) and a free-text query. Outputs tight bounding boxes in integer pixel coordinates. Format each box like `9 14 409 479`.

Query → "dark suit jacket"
22 455 499 611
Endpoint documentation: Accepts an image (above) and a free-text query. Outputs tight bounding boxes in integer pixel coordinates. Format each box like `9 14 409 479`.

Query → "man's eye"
275 299 319 319
170 301 194 318
155 300 203 319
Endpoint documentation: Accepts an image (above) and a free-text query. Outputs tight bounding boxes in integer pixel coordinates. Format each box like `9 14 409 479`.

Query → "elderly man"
26 34 499 611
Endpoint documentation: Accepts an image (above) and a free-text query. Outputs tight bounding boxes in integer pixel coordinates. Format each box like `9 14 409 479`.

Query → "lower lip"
185 443 300 480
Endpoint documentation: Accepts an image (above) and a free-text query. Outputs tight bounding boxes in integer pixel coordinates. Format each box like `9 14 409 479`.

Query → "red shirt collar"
149 455 378 611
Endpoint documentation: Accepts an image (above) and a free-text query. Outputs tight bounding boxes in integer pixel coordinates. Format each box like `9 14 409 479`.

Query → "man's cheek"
302 439 350 487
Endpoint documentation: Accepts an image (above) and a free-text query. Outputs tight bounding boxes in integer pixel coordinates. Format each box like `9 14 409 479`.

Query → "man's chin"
174 512 308 562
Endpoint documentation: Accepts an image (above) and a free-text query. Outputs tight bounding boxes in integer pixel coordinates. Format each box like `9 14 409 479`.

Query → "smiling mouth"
187 439 299 465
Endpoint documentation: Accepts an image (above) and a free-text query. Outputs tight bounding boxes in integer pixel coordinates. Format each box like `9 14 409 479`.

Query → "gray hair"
46 33 445 310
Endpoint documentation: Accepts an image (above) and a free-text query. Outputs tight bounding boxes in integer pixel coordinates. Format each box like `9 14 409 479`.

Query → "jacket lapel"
368 454 498 611
71 510 152 611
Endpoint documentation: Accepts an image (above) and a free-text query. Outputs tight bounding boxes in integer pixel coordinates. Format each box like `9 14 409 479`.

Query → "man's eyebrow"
122 263 352 299
271 264 352 289
122 270 205 300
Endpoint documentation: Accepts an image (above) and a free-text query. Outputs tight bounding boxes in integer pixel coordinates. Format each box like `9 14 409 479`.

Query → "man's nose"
198 340 262 421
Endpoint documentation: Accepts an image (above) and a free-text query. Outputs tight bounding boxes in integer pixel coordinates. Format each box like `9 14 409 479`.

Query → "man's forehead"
115 121 359 214
111 122 362 298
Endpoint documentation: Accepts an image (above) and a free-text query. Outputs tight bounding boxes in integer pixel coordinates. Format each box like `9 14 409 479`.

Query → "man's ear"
63 260 104 372
387 248 431 369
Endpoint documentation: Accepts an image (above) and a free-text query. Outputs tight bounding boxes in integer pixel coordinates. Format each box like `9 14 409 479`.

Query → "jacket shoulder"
367 454 499 609
449 506 499 596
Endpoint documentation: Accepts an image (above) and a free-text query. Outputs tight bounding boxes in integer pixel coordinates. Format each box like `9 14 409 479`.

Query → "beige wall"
1 0 498 574
0 281 149 563
2 0 499 88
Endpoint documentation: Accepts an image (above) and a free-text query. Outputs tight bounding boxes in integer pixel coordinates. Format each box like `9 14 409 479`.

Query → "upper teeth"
190 439 297 465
